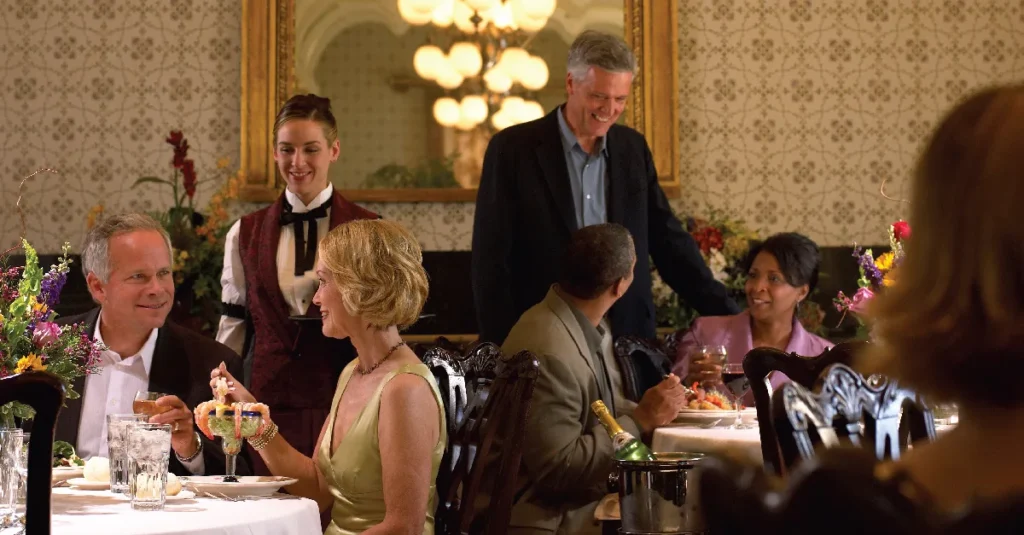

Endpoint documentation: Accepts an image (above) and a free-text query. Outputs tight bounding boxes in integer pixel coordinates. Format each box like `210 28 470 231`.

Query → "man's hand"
631 373 688 434
150 395 198 459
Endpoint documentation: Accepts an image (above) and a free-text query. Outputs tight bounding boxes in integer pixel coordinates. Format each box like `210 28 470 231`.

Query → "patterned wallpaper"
4 0 1024 254
672 0 1024 246
0 0 247 254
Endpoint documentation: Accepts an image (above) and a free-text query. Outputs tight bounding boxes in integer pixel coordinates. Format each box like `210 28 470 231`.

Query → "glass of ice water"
0 429 23 526
107 414 147 493
126 423 172 511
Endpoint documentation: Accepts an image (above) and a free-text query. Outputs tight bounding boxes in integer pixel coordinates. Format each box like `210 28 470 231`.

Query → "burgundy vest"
238 191 378 408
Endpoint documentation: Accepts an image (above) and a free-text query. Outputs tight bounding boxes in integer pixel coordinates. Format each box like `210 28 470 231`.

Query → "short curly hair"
317 219 429 330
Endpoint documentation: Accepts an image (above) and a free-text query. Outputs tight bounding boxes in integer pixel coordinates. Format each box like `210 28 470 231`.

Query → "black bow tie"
280 200 329 276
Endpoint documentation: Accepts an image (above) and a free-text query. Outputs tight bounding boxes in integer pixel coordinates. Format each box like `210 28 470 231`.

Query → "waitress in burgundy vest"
216 94 377 473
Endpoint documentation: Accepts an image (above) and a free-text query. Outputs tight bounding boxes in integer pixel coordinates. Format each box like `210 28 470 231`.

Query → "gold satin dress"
317 361 447 534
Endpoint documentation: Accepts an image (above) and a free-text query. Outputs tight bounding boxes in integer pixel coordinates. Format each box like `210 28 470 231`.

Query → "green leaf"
132 177 173 188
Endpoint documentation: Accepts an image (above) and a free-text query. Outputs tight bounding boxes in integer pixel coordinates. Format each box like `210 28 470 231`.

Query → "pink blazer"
671 310 834 406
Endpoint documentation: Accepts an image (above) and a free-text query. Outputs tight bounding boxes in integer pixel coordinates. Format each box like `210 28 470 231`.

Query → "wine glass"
133 391 172 418
720 363 751 429
696 345 728 389
206 409 264 482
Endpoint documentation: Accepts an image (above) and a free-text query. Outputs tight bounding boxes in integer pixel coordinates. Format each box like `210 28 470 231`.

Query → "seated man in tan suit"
500 223 688 534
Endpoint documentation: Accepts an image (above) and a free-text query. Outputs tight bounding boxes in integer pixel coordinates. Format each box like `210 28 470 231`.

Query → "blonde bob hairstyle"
861 85 1024 408
317 219 428 330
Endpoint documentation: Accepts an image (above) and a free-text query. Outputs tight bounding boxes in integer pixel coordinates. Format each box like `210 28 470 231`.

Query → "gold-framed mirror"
239 0 678 203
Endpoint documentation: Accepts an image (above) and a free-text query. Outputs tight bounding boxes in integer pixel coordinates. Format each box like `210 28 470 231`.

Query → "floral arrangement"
90 131 243 335
833 220 911 336
652 210 760 330
0 240 103 425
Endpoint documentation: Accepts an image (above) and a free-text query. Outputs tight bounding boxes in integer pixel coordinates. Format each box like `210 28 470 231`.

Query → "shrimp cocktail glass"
194 378 269 482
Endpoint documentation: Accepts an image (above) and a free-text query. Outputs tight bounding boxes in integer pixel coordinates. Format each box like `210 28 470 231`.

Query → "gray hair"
82 212 173 282
559 223 636 300
566 30 638 82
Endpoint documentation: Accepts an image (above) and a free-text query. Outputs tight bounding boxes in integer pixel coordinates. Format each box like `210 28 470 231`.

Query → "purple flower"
32 321 62 348
853 247 884 289
39 269 68 307
849 287 875 314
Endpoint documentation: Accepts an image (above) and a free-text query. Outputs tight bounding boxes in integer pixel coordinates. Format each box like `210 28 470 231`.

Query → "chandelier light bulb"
449 42 483 77
406 0 442 13
483 67 513 93
497 47 530 82
508 0 551 32
398 0 435 25
413 45 445 80
521 100 545 122
464 0 497 11
500 95 526 118
460 95 489 124
491 109 514 130
485 2 518 30
453 1 481 33
455 113 478 131
430 0 456 26
436 62 465 89
433 97 461 127
518 55 549 90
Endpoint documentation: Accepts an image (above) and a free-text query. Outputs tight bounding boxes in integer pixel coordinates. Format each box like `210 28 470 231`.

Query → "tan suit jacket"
500 287 642 535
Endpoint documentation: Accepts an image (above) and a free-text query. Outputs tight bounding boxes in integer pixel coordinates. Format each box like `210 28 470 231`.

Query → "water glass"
16 432 28 507
107 414 147 493
0 429 23 524
126 423 172 511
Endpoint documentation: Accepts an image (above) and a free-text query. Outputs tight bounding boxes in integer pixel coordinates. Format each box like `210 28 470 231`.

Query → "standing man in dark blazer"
472 30 739 345
56 213 247 477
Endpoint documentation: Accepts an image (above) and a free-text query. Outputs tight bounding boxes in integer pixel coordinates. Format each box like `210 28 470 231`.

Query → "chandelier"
397 0 556 131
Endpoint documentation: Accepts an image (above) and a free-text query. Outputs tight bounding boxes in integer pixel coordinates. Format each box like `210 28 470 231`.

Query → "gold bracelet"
248 422 279 450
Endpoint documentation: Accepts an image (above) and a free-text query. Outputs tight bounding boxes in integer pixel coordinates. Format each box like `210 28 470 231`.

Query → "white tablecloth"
652 426 762 460
47 488 322 535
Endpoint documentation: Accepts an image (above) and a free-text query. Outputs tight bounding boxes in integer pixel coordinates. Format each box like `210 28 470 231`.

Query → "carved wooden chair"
435 349 540 535
743 341 866 474
0 371 65 535
612 335 673 402
772 363 935 474
699 446 1024 535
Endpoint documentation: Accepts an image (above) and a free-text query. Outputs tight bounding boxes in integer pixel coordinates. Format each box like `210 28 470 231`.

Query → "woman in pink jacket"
671 232 833 404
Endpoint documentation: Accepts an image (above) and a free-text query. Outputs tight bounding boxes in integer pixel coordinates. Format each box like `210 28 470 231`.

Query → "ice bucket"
608 452 707 534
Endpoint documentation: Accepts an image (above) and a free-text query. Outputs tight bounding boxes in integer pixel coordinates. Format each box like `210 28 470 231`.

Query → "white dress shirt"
78 318 205 474
216 185 333 355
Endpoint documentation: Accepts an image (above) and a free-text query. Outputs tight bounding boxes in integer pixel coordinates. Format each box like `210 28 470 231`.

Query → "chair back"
436 349 540 535
612 335 672 402
772 363 935 473
743 341 864 474
0 371 65 535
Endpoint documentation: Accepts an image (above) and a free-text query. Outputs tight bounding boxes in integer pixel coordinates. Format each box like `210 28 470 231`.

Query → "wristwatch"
175 432 203 463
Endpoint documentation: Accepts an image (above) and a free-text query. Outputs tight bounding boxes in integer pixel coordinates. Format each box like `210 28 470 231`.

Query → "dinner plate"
52 466 84 482
181 476 298 497
67 478 110 490
673 408 757 427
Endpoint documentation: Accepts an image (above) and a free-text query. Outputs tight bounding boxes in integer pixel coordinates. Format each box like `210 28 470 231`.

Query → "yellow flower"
31 297 48 315
875 251 895 273
15 354 47 374
216 157 231 170
883 268 898 288
0 311 5 324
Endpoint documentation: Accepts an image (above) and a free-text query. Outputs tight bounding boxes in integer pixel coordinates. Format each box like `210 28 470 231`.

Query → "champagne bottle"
591 400 655 461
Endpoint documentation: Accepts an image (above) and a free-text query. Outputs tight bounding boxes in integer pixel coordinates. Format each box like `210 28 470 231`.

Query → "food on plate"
684 383 734 411
83 457 110 482
166 473 181 496
52 440 85 468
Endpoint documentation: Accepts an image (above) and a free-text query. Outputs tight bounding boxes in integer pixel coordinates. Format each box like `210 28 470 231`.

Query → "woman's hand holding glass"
685 344 728 388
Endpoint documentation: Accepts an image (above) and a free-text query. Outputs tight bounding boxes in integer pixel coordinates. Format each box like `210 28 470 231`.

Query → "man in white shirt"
55 213 247 476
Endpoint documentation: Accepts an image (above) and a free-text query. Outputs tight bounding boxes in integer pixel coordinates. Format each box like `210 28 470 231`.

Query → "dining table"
36 487 322 534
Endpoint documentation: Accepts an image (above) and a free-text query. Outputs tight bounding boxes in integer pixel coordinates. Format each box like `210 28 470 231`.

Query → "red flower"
692 226 724 255
166 130 189 168
182 159 197 199
892 220 911 242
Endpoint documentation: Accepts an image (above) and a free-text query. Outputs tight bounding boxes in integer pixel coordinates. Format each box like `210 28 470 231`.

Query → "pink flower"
32 321 62 348
849 287 875 314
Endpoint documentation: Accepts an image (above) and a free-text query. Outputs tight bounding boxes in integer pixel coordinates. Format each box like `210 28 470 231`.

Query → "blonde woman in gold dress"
211 219 446 534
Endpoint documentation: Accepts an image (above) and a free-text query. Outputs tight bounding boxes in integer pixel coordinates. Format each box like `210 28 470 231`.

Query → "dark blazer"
472 107 739 344
55 309 249 477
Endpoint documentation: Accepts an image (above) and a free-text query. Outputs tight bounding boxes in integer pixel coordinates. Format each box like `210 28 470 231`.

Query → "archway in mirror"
294 0 623 190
